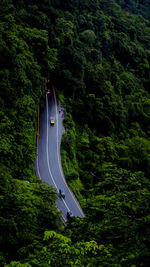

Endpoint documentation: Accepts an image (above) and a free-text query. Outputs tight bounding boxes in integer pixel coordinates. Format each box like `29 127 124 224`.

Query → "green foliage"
117 136 150 176
5 262 31 267
1 0 150 266
0 169 60 264
0 3 58 181
61 113 84 202
55 18 74 45
79 30 96 44
66 167 150 266
11 230 112 267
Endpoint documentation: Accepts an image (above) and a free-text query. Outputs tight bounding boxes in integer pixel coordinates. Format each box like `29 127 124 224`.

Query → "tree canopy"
1 0 150 266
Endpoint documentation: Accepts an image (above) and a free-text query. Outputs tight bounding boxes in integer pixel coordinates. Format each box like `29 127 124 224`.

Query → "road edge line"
53 87 84 217
37 102 66 224
37 105 42 180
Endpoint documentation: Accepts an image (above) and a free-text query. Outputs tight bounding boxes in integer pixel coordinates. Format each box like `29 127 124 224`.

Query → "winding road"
35 87 84 222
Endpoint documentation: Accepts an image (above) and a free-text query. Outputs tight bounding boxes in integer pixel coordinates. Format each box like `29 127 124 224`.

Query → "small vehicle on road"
46 89 50 94
67 211 74 219
50 116 55 125
59 189 65 198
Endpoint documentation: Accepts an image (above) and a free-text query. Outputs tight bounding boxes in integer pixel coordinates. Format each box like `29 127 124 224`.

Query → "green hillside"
0 0 150 266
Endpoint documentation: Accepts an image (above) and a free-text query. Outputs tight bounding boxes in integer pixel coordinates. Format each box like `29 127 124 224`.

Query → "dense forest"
0 0 150 266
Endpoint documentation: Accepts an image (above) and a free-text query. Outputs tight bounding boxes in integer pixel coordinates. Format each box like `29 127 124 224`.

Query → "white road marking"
46 94 69 212
53 88 84 217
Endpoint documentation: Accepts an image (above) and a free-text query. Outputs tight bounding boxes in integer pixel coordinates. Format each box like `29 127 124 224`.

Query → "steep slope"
0 0 150 266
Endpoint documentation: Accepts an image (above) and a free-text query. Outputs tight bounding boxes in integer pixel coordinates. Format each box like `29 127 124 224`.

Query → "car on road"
50 116 55 125
67 211 74 219
46 89 50 94
59 189 65 198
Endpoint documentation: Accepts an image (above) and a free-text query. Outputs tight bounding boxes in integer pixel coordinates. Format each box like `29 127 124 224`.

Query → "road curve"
35 87 84 221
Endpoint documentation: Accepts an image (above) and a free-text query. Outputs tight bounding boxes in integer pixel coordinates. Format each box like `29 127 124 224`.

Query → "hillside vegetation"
0 0 150 266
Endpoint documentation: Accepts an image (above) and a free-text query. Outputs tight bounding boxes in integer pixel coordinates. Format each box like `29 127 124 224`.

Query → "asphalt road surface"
35 88 84 221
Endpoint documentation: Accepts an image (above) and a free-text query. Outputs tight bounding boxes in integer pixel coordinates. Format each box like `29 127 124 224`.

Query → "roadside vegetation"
0 0 150 266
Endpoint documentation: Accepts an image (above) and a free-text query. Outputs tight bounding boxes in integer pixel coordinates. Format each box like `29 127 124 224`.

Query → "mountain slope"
0 0 150 266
